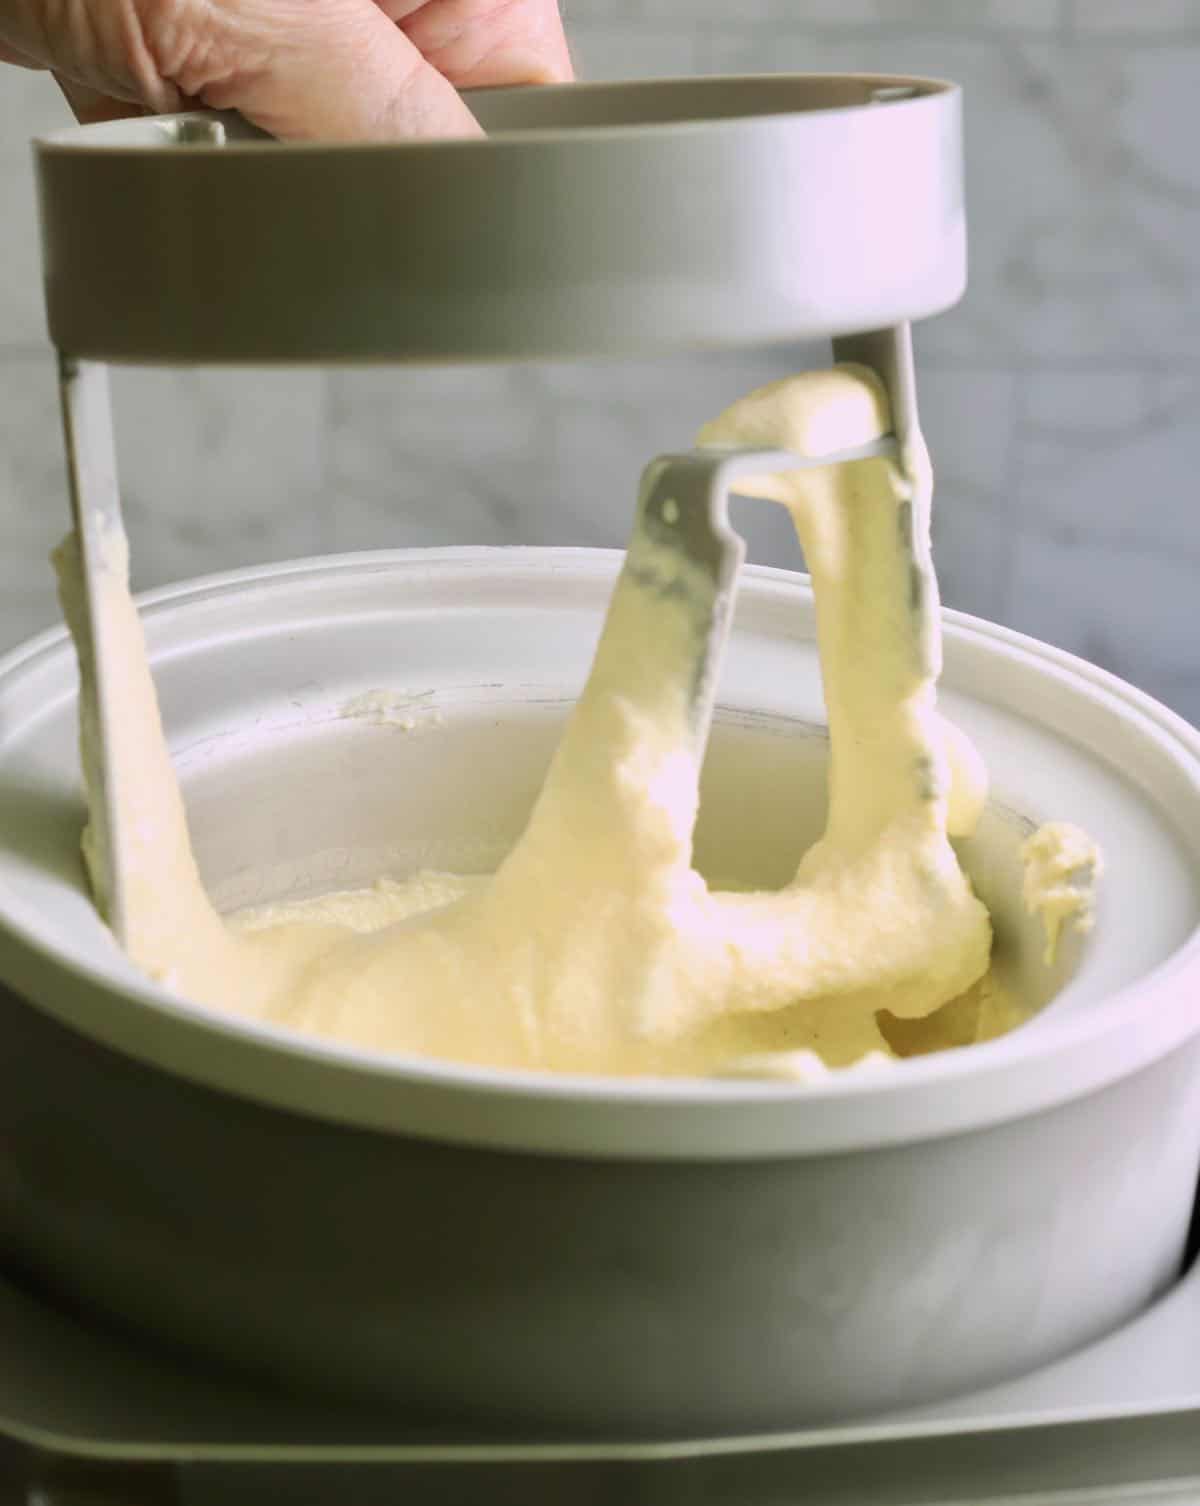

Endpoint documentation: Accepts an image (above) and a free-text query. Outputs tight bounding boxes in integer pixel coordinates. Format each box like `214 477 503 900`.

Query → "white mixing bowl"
0 547 1197 1435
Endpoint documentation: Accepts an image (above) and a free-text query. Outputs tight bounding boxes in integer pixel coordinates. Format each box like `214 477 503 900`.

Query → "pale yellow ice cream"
56 365 1090 1079
1021 821 1104 966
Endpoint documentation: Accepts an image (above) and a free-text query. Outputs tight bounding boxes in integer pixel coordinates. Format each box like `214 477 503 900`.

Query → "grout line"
0 342 1189 377
701 23 1059 43
316 370 334 556
698 19 1200 46
557 11 1200 48
917 358 1200 375
2 349 1195 380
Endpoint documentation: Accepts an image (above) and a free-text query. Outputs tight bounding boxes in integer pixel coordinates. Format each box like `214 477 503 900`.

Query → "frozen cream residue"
62 366 1014 1078
341 688 445 734
1021 821 1103 966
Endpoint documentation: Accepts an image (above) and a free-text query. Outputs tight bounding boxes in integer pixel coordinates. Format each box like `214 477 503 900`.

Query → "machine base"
1 1257 1198 1503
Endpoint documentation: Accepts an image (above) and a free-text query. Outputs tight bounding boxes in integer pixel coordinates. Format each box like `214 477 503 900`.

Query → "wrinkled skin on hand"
0 0 570 138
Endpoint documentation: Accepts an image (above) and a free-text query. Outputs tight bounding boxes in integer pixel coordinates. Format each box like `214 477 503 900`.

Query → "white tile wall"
0 350 67 645
325 348 813 562
919 366 1022 624
110 368 326 589
1 5 1197 724
1070 0 1200 35
0 70 60 350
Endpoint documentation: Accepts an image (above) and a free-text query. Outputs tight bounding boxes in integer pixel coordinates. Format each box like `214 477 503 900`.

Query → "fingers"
0 38 44 67
1 0 185 114
2 0 559 144
54 74 156 124
169 0 483 141
386 0 573 89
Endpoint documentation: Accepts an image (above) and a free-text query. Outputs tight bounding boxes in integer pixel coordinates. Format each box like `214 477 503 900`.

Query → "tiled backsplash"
2 2 1197 719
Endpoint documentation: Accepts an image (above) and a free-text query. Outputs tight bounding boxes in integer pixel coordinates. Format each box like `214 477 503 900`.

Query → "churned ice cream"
57 366 1098 1079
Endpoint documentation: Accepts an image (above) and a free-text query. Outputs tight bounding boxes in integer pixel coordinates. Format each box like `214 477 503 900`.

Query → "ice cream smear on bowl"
55 367 1101 1079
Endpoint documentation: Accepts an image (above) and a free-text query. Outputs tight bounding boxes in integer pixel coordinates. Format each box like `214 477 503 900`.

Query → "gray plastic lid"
33 75 965 364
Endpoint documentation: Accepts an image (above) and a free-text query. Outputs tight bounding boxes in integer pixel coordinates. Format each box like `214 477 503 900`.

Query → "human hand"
0 0 571 140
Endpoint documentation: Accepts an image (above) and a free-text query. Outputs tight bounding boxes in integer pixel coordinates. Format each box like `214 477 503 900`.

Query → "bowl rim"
1 545 1199 1162
33 75 959 156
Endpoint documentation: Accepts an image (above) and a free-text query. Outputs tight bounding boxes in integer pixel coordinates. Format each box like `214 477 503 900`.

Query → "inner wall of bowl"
192 701 1072 1023
0 552 1196 1045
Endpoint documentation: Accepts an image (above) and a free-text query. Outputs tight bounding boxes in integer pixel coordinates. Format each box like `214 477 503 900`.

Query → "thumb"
54 75 155 125
184 0 482 141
